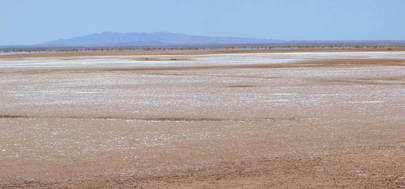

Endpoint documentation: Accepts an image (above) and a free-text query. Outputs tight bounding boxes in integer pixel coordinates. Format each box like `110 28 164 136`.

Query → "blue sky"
1 0 405 45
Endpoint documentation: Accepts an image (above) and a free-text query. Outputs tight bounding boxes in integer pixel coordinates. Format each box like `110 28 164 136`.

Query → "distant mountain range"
38 32 283 47
1 32 404 50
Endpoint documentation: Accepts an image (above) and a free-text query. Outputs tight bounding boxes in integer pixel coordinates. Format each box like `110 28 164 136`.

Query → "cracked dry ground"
0 51 404 188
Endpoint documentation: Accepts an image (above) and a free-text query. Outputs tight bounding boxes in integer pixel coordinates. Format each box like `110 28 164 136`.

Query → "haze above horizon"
2 0 405 45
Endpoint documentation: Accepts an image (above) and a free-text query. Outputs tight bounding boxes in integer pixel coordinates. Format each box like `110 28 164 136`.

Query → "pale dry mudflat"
0 51 405 188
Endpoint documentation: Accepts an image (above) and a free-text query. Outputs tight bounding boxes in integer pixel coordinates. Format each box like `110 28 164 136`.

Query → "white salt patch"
73 91 100 94
271 93 297 96
347 101 384 104
311 94 344 97
1 51 404 69
270 99 291 102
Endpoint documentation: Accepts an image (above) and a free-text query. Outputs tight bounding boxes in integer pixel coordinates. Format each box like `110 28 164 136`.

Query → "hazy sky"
1 0 405 45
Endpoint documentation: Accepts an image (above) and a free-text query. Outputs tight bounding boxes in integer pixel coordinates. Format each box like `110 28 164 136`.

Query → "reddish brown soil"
0 51 404 188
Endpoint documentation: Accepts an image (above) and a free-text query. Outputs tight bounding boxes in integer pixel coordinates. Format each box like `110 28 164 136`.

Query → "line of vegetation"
1 44 404 54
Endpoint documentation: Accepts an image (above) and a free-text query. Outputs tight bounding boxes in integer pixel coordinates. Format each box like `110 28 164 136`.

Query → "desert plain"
0 49 404 188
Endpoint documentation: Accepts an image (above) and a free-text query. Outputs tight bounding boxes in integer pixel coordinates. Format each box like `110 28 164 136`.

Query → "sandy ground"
0 51 405 188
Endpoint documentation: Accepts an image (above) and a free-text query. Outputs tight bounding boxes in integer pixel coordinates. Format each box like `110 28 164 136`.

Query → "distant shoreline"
1 46 404 59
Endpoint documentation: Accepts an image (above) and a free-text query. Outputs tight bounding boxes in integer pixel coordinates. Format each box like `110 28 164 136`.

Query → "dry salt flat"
0 51 404 188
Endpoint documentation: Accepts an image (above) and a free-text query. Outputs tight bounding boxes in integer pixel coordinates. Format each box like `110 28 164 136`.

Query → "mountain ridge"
39 32 283 47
